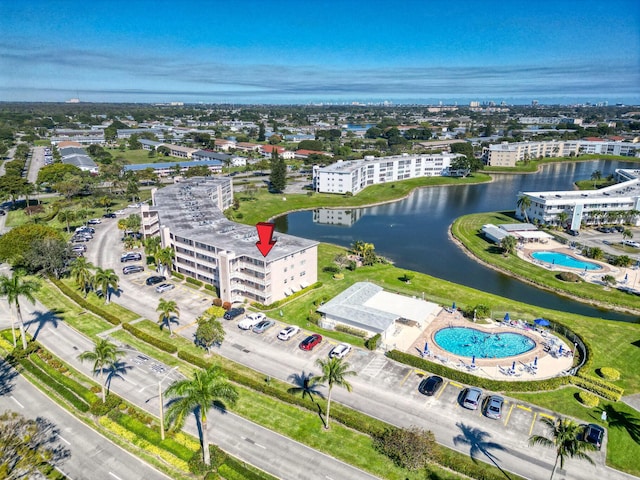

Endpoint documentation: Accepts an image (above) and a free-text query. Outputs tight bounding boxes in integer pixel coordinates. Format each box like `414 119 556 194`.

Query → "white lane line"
58 435 70 445
255 442 266 449
108 472 123 480
10 396 24 408
55 467 74 480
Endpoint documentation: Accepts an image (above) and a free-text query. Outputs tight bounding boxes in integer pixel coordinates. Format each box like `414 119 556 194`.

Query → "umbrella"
471 355 476 367
558 345 563 355
504 313 510 322
625 273 628 282
511 361 516 372
533 356 538 367
534 318 550 327
423 342 429 355
452 302 456 310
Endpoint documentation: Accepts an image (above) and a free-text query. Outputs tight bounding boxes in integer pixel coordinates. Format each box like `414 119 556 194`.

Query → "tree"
591 170 602 188
257 122 266 142
157 298 180 336
622 229 633 241
155 247 174 276
269 150 287 192
93 267 119 304
374 426 436 471
70 257 95 297
23 238 71 279
78 339 124 403
0 224 63 267
194 315 225 351
0 271 39 349
516 195 532 223
0 410 71 479
529 417 595 480
500 235 517 255
313 357 356 429
143 235 161 259
56 209 75 233
556 211 569 229
164 366 239 466
98 196 112 213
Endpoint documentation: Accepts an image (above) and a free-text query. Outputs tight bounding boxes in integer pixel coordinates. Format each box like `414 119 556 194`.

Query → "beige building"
142 177 318 304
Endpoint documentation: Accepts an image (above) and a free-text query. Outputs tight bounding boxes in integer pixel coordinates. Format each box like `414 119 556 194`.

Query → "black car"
122 265 144 275
567 229 580 236
418 375 444 396
223 307 245 320
583 424 605 450
103 212 117 218
0 210 5 216
145 275 166 286
121 252 142 263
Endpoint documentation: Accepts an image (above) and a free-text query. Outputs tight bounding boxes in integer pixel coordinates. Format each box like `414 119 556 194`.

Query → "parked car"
277 325 300 341
623 240 640 248
223 307 245 320
484 395 504 419
76 226 95 234
461 387 483 410
155 283 175 293
123 265 144 275
582 423 605 450
418 375 444 396
238 313 267 330
103 212 117 218
567 229 580 236
0 210 6 216
329 343 352 359
614 225 625 233
87 218 102 225
252 319 275 334
299 334 322 351
72 245 87 253
72 236 89 243
145 275 166 286
121 252 142 262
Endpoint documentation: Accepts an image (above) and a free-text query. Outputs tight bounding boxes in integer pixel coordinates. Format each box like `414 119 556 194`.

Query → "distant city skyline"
1 0 639 105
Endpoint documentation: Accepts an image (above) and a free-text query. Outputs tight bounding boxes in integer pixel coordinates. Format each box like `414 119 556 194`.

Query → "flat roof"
123 159 222 171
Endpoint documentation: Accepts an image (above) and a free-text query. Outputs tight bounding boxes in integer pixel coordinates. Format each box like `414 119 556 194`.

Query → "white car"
329 343 352 359
155 283 175 293
87 218 102 225
238 313 267 330
277 325 300 341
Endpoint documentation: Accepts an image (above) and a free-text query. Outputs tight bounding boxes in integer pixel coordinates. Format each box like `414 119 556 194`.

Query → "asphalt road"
83 215 639 480
0 358 170 480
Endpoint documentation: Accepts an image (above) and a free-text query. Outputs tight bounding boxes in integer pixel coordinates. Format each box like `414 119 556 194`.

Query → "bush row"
251 282 323 310
570 376 623 401
364 333 381 350
598 367 621 381
122 323 178 354
219 457 280 480
385 350 569 392
436 446 527 480
186 276 203 287
50 277 121 326
31 353 99 405
172 271 185 280
576 372 624 395
204 284 215 292
334 324 368 338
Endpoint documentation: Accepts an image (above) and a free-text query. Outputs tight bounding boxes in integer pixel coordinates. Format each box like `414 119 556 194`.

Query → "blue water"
434 327 536 358
531 252 602 271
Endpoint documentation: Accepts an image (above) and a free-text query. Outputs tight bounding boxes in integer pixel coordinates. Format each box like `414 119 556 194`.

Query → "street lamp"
145 366 179 441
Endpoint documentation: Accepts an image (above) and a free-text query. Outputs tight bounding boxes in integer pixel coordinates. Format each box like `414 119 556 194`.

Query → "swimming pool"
434 327 535 358
531 251 602 270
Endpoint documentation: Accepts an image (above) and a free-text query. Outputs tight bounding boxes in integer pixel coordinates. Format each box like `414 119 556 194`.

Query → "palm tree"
0 271 39 349
143 236 161 259
164 366 238 466
93 268 119 304
155 247 174 276
516 195 532 223
157 298 179 336
78 339 124 403
57 209 76 233
70 257 95 297
99 196 112 214
556 211 569 229
529 417 596 480
591 170 602 188
622 229 634 241
313 357 356 429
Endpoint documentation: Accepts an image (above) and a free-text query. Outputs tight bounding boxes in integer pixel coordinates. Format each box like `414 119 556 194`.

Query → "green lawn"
512 387 640 476
451 211 640 314
105 147 160 164
58 278 140 323
481 154 640 174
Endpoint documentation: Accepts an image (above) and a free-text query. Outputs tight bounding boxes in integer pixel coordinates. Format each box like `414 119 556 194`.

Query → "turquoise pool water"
531 251 602 270
434 327 535 358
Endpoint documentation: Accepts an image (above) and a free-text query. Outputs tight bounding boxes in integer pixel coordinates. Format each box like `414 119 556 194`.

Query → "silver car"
277 325 300 341
329 343 352 359
484 395 504 419
461 387 482 410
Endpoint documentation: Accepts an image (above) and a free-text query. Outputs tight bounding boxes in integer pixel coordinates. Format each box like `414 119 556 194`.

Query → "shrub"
186 276 203 287
49 277 121 325
251 282 322 310
374 426 436 471
335 324 367 338
212 298 223 307
598 367 620 381
307 311 320 325
333 273 344 280
569 375 623 401
578 391 600 408
323 265 340 274
204 284 215 292
222 301 231 310
89 394 121 416
365 334 381 350
557 271 582 283
122 322 178 354
172 271 185 280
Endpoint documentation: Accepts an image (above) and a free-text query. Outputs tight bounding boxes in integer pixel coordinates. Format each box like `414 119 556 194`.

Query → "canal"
276 160 640 322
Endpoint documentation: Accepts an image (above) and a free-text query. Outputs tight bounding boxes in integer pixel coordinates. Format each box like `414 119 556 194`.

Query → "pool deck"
407 308 574 381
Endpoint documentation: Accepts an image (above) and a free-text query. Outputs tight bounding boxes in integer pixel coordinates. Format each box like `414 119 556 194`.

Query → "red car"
299 334 322 351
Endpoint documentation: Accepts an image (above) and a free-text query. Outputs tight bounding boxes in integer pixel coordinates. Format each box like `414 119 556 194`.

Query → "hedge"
219 457 279 480
437 447 527 480
204 284 215 292
364 334 381 350
570 375 623 401
31 353 99 405
598 367 621 381
172 271 185 280
49 277 121 326
578 391 600 408
251 282 323 310
385 350 569 393
186 277 203 287
122 323 178 354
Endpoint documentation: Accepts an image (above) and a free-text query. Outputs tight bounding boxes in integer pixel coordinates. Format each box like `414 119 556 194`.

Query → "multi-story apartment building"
516 169 640 230
312 153 461 195
141 177 318 304
484 140 640 167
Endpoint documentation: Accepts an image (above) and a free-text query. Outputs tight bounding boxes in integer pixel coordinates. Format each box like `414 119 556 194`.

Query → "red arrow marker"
255 222 276 257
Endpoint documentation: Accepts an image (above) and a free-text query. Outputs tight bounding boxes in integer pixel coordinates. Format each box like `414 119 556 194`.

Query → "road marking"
360 356 387 377
173 319 198 333
58 435 70 445
517 405 532 412
539 413 555 420
108 472 123 480
504 403 515 426
529 412 538 436
399 369 414 386
435 381 448 400
10 396 24 408
449 381 463 388
55 467 74 480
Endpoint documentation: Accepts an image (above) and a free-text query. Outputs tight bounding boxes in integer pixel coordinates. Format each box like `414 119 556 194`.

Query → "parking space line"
173 320 198 333
435 381 448 400
539 413 555 420
504 403 515 426
399 370 414 386
449 381 463 388
517 405 532 412
529 412 538 436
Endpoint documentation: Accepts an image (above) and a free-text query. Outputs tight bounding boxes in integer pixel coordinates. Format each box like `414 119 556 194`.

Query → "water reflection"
279 160 640 322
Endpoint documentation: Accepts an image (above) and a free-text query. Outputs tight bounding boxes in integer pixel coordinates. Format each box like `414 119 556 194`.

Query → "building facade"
141 177 318 304
312 153 461 195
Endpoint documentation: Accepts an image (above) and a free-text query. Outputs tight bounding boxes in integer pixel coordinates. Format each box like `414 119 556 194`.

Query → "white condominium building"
141 177 318 304
516 169 640 230
485 140 640 167
312 153 461 195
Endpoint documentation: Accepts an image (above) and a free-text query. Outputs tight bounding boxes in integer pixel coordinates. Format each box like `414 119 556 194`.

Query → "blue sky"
1 0 639 104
